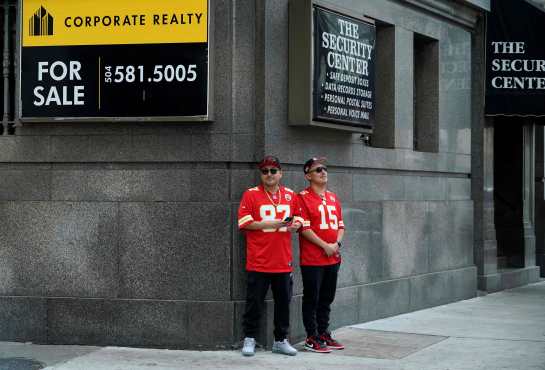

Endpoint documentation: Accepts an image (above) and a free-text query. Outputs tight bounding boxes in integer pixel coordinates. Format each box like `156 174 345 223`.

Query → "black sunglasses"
309 166 327 173
260 168 279 175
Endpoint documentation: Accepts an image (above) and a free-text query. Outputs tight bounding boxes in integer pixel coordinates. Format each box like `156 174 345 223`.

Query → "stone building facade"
0 0 518 349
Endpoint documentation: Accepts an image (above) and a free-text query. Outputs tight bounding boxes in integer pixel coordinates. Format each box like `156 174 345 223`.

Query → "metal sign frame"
289 0 375 133
17 0 214 123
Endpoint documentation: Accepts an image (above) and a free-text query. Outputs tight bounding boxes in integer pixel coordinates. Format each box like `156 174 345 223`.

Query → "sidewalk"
1 281 544 370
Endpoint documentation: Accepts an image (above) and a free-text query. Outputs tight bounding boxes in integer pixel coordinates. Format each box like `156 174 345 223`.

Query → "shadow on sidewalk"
0 357 45 370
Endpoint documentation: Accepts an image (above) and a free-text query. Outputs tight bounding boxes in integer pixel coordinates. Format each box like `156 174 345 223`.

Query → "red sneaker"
319 332 345 350
304 336 332 353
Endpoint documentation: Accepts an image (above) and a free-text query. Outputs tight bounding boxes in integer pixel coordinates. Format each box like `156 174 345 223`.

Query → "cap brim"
304 157 327 173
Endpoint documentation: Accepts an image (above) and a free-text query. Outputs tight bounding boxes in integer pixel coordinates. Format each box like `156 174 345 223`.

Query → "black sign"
313 7 375 129
485 0 545 117
20 0 209 120
21 44 208 118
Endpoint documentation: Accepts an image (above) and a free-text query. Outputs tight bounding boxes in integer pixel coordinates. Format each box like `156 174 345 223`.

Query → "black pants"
242 271 293 341
301 263 340 337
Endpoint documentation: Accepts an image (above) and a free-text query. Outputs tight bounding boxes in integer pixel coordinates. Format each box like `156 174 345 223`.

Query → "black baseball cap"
303 157 327 173
258 155 281 169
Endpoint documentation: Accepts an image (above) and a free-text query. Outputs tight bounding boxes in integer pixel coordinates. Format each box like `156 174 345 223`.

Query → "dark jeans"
301 263 340 337
242 271 293 341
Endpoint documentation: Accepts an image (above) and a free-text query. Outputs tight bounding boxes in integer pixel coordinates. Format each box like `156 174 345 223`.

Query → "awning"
485 0 545 117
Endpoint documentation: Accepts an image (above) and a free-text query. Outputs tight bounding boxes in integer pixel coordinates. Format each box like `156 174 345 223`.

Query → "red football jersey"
298 187 345 266
238 185 301 272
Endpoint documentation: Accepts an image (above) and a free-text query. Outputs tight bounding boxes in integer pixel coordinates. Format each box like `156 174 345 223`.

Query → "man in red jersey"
298 157 345 353
238 156 302 357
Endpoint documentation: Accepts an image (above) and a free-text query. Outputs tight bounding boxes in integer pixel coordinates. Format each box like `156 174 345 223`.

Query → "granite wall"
0 0 482 348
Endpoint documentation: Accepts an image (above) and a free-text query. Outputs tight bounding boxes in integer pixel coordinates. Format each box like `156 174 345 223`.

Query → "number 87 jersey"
298 187 345 266
238 185 301 273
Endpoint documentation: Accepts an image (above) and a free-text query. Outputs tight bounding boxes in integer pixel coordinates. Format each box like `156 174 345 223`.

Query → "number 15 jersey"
298 187 345 266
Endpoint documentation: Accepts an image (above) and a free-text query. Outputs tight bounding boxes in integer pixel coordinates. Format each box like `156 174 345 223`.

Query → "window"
370 22 395 149
413 33 439 152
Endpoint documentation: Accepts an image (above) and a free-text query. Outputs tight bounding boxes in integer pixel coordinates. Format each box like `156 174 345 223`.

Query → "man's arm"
243 220 288 230
336 228 345 244
238 190 287 231
336 197 345 245
286 194 303 232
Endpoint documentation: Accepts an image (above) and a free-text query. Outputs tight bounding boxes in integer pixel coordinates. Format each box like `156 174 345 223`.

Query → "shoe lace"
241 338 256 350
321 332 333 341
234 338 260 350
308 336 323 347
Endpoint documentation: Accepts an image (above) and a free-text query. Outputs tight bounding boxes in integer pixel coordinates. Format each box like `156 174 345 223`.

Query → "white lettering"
492 41 525 54
338 19 359 39
37 62 49 81
37 61 83 81
69 61 82 80
49 61 68 81
33 85 86 106
45 86 62 105
74 86 85 105
33 86 45 106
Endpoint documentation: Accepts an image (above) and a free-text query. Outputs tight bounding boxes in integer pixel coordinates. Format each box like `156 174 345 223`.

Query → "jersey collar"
306 186 327 202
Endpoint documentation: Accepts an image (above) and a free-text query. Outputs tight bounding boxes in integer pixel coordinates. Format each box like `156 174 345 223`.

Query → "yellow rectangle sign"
22 0 208 47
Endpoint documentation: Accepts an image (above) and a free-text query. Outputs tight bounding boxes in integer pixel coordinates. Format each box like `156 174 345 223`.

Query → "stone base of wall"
537 254 545 278
238 266 477 348
478 266 541 292
0 297 234 349
1 266 477 349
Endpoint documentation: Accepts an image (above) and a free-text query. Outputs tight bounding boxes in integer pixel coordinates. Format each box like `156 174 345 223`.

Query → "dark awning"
485 0 545 117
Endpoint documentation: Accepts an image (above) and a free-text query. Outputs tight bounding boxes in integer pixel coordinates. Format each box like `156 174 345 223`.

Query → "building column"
478 120 500 290
472 14 500 291
535 125 545 276
522 123 537 267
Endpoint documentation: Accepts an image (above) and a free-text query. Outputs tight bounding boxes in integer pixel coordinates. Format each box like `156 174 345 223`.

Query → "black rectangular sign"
21 44 208 118
313 6 375 129
20 0 210 121
485 0 545 117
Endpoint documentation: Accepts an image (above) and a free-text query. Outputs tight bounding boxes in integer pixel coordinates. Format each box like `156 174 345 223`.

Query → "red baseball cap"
258 155 281 169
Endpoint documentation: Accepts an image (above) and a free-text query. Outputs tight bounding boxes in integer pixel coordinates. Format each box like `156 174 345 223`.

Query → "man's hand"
287 221 302 232
244 219 290 231
322 242 339 256
270 220 289 229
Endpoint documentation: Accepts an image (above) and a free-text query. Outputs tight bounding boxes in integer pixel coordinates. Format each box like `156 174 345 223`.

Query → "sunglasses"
260 168 279 175
309 166 327 173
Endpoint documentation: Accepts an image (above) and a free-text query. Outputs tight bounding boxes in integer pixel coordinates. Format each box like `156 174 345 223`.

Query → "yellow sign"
22 0 208 47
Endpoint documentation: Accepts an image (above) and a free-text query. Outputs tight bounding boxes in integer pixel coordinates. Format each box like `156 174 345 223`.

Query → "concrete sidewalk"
1 281 544 370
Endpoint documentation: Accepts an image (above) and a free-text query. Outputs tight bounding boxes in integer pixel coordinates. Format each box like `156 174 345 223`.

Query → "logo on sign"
29 6 54 36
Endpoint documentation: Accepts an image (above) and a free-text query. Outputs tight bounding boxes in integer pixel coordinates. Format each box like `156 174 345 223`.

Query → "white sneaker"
272 339 298 356
242 337 256 356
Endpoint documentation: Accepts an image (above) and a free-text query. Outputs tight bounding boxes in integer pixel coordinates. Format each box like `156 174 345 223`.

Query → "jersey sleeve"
297 193 312 231
290 193 304 225
238 191 255 229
